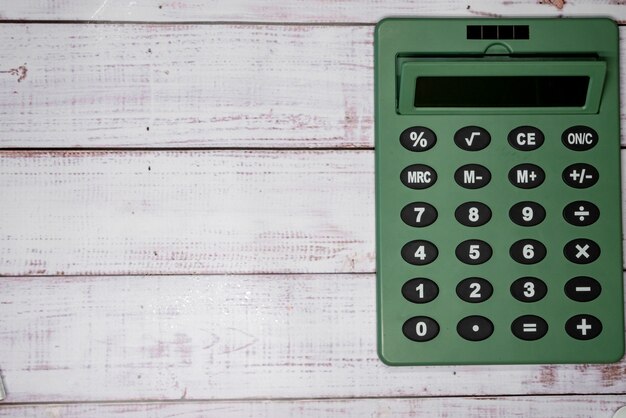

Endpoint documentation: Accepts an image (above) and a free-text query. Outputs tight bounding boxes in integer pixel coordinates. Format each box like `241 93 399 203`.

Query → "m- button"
400 164 437 189
454 164 491 189
509 164 545 189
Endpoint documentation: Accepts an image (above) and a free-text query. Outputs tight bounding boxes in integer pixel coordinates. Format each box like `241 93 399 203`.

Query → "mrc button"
508 126 544 151
454 126 491 151
508 164 545 189
401 164 437 189
562 126 598 151
400 126 437 152
562 163 599 189
454 164 491 189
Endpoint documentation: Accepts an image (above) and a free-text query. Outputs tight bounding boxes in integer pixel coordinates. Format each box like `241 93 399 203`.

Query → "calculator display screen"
414 76 589 107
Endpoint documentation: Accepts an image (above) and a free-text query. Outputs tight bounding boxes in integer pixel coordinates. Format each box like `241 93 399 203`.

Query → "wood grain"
1 274 625 402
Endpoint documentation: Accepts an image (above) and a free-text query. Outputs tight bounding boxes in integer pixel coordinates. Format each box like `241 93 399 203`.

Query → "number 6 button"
510 239 546 264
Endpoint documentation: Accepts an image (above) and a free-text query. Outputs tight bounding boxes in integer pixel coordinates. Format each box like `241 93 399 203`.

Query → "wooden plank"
1 396 626 417
1 274 625 402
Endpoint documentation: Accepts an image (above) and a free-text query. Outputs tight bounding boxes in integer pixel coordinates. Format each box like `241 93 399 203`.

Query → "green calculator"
375 18 624 365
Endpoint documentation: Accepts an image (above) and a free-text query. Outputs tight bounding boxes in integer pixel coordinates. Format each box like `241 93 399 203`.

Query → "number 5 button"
456 240 492 265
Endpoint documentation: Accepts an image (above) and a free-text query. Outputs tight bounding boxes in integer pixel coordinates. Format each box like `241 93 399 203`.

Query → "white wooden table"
0 1 626 416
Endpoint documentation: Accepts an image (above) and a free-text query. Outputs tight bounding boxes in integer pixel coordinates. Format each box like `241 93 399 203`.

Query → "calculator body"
375 18 624 365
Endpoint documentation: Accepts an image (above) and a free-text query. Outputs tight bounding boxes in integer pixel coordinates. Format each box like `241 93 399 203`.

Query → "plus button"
576 318 592 336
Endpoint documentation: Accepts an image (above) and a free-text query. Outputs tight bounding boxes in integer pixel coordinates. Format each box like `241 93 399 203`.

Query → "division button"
401 202 438 227
565 314 602 340
563 238 600 264
508 126 545 151
562 126 598 151
511 315 548 340
454 126 491 151
400 126 437 152
564 276 601 302
401 164 437 189
456 277 493 303
457 316 494 341
402 278 439 304
456 239 492 265
510 239 546 264
509 164 545 189
563 201 599 226
510 277 547 302
401 240 438 265
509 201 546 227
454 164 491 189
455 201 492 227
562 163 599 189
403 316 439 342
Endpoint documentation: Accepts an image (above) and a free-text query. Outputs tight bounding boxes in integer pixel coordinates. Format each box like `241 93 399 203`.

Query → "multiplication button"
403 316 439 342
563 201 599 226
457 316 494 341
565 314 602 340
511 315 548 340
509 164 545 189
562 163 598 188
563 238 600 264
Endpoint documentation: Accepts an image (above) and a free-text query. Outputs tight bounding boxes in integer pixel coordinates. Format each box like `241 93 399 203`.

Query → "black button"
401 164 437 189
563 238 600 264
563 201 599 227
509 164 545 189
400 126 437 152
457 316 494 341
454 126 491 151
454 164 491 189
511 315 548 341
403 316 439 342
455 239 492 265
510 277 547 302
562 163 598 189
402 278 439 304
401 202 438 227
455 201 492 227
401 240 438 265
510 239 546 264
562 126 598 151
456 277 493 303
564 276 601 302
565 314 602 340
509 201 546 227
508 126 544 151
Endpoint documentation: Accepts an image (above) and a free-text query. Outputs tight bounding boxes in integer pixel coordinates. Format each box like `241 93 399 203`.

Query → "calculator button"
510 277 547 302
562 163 599 189
563 238 600 264
457 316 494 341
508 126 545 151
564 276 601 302
403 316 439 342
401 202 438 227
455 240 492 265
508 164 545 189
401 240 438 265
401 164 437 189
454 164 491 189
511 315 548 341
456 277 493 303
510 239 546 264
563 201 600 227
562 126 598 151
565 314 602 340
402 278 439 303
509 201 546 227
454 126 491 151
455 202 491 227
400 126 437 152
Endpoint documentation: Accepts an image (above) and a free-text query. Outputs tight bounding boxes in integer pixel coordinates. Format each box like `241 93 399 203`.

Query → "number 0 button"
456 240 492 265
403 316 439 342
455 202 492 227
402 240 438 265
510 239 546 264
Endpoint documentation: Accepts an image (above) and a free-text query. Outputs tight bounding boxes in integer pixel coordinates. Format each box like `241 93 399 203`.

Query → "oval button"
402 278 439 304
457 316 494 341
509 201 546 227
562 163 598 189
401 202 438 227
564 238 600 264
511 315 548 341
562 126 598 151
401 164 437 190
403 316 439 342
508 164 545 189
510 277 547 302
563 201 599 227
454 126 491 151
456 277 493 303
454 164 491 189
510 239 546 264
455 202 492 227
455 239 492 265
564 276 601 302
565 314 602 340
400 126 437 152
508 126 545 151
401 240 438 265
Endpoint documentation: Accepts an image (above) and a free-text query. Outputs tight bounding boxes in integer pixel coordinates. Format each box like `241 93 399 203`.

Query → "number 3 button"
510 277 547 302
